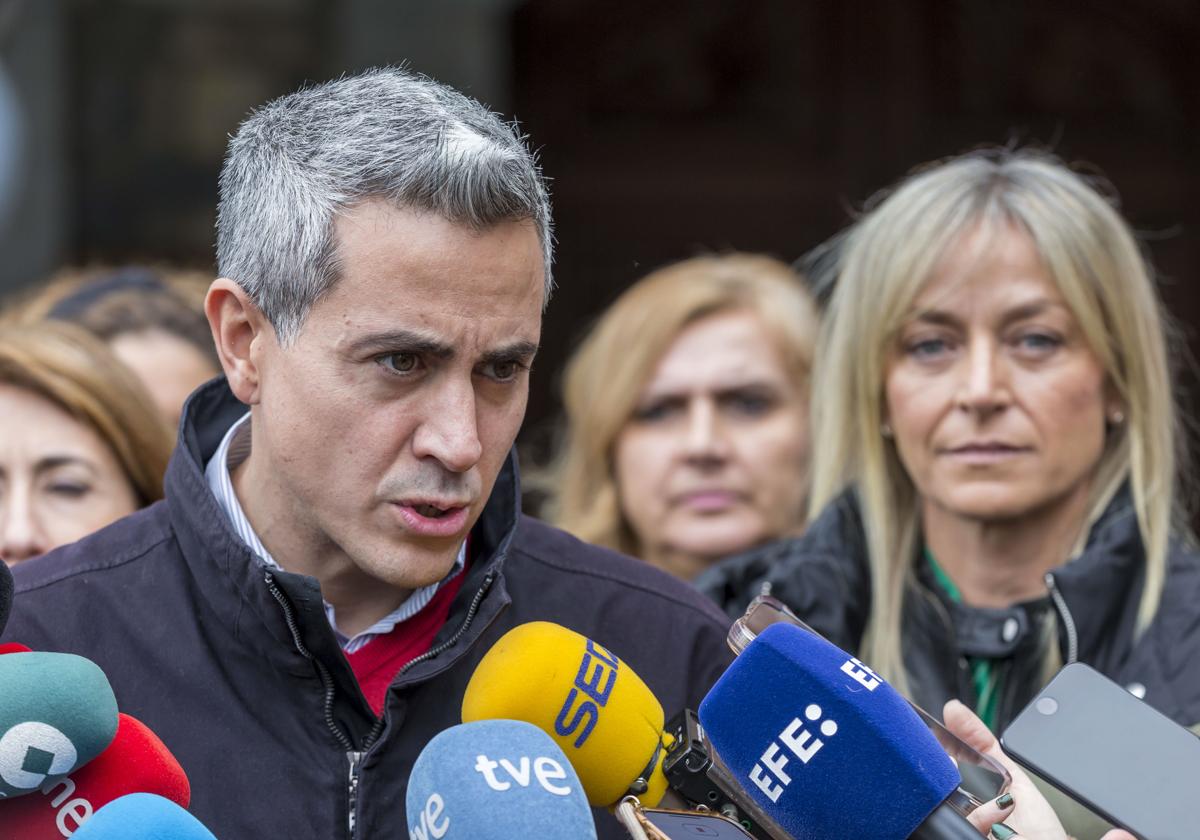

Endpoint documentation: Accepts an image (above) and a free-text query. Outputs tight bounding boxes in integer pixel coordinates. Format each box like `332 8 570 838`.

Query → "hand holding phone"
1000 662 1200 840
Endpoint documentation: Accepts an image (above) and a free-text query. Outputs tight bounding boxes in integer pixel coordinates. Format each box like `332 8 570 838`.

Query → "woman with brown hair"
547 253 819 581
3 265 221 428
0 321 173 565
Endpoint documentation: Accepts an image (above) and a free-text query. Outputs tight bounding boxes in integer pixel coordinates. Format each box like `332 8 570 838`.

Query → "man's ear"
205 278 274 405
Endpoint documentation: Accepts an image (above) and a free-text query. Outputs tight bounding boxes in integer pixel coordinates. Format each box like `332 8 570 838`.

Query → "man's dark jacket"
5 380 734 839
697 488 1200 732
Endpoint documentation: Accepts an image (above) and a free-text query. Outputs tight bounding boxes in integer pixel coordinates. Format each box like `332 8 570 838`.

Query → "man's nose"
956 338 1011 417
0 492 50 565
411 378 484 473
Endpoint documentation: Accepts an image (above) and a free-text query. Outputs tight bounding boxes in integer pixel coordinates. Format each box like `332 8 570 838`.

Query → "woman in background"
698 149 1199 838
3 265 220 428
548 253 819 581
0 322 172 565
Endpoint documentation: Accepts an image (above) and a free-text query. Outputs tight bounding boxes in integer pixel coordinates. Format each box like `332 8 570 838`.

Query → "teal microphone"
0 652 119 800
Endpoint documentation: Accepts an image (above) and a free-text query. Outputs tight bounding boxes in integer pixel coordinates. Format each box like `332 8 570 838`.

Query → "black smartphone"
637 806 757 839
1000 662 1200 840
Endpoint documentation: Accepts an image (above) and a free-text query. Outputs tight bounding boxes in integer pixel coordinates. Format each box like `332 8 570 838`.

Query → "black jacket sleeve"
694 490 874 654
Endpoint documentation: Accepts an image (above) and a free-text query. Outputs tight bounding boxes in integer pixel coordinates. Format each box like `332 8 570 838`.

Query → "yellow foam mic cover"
462 621 672 808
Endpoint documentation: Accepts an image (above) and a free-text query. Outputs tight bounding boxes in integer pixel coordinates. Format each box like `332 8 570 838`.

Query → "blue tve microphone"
699 623 965 840
0 652 119 801
406 720 597 839
69 793 216 838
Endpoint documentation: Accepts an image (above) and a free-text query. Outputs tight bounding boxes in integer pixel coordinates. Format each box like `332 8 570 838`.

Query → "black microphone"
0 560 12 637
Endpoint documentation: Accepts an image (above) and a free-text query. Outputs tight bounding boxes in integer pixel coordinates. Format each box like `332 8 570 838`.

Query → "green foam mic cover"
0 652 119 800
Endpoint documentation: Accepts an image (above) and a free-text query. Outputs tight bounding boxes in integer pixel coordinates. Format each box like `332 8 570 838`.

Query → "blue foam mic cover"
69 793 216 838
406 720 597 839
698 623 961 840
0 652 119 800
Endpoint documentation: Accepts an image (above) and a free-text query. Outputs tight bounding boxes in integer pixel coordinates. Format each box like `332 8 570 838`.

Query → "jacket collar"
165 377 521 673
1036 487 1145 665
818 486 1146 664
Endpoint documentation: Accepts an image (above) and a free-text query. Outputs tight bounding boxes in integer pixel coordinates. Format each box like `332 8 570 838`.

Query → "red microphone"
0 642 32 654
0 713 190 837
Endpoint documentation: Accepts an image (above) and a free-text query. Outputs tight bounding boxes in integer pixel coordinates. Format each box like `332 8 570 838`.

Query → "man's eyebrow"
346 330 455 359
480 341 540 365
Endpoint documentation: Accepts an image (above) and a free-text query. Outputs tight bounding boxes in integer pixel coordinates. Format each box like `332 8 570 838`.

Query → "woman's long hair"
0 322 173 506
809 149 1183 691
548 253 819 557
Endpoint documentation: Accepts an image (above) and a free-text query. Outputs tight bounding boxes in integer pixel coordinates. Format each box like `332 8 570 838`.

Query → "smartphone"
1000 662 1200 840
641 807 757 839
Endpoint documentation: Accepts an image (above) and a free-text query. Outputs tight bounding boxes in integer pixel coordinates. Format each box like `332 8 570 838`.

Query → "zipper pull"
347 750 364 838
1044 572 1079 664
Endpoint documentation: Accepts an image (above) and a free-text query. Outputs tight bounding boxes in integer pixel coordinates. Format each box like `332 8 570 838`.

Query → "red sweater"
343 564 469 715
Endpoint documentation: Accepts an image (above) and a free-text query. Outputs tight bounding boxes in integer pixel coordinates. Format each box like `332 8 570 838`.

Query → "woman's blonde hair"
548 253 820 556
810 148 1182 689
0 322 173 506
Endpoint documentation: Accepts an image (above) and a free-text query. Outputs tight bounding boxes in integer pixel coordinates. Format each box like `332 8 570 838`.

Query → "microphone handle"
910 803 985 840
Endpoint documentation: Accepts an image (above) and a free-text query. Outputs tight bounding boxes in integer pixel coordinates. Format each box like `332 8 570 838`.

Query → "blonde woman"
697 149 1199 834
0 322 172 564
702 147 1199 716
548 253 819 582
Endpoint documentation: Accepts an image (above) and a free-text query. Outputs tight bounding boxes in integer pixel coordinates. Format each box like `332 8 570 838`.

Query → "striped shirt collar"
203 411 466 653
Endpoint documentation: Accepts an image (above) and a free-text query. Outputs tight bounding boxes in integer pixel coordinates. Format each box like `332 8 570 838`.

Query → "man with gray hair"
6 68 732 837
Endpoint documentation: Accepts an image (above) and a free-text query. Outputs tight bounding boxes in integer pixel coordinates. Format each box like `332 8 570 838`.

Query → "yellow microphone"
462 622 672 808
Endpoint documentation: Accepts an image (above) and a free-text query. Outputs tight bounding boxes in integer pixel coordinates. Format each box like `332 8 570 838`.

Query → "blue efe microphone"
406 719 597 840
699 623 965 840
69 793 216 838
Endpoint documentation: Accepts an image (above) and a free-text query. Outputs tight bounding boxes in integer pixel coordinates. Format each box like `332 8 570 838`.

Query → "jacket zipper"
1043 571 1079 664
265 569 496 839
347 750 363 837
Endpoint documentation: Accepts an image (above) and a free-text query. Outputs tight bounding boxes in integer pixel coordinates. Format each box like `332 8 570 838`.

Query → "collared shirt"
204 412 466 653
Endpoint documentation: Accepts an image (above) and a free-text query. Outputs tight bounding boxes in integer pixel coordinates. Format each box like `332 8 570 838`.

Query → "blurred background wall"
0 0 1196 442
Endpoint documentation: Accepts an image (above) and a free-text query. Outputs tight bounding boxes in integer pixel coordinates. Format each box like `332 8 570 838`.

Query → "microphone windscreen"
406 720 596 839
0 643 32 655
0 561 10 636
698 623 960 840
462 622 668 807
0 712 190 837
68 793 215 839
0 652 118 800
